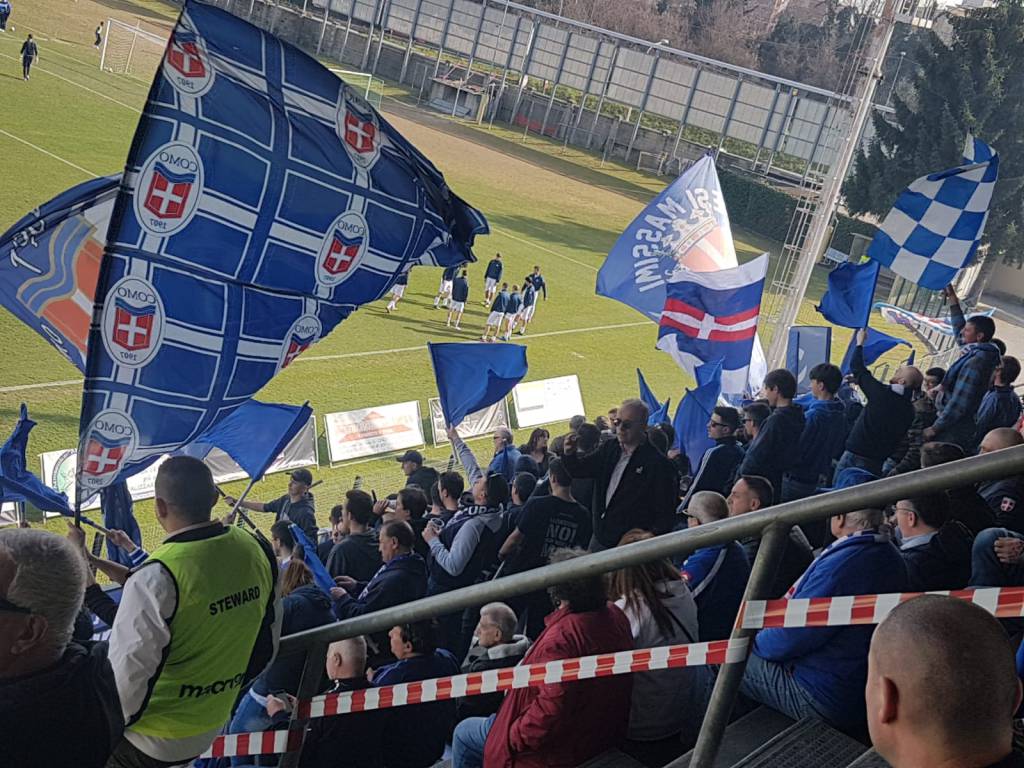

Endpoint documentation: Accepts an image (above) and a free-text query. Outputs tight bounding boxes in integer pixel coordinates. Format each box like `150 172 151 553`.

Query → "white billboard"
324 401 424 463
512 375 586 428
427 398 510 446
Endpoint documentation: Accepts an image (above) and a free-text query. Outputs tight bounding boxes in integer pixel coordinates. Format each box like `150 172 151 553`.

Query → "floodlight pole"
764 0 897 371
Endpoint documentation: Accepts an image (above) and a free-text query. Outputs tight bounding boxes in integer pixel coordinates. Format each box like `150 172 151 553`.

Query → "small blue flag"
0 404 74 515
672 360 723 469
816 259 880 328
181 400 312 482
289 523 336 598
100 482 142 566
428 342 528 427
649 399 672 427
840 328 911 375
0 177 118 371
637 369 670 425
906 349 916 366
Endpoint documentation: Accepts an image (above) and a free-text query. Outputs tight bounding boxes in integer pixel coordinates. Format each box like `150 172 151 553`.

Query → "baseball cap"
396 450 424 465
290 468 314 486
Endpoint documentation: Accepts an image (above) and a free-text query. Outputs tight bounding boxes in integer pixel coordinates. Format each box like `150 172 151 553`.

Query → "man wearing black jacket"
681 406 745 509
738 369 805 503
330 520 427 620
835 328 922 480
562 399 679 550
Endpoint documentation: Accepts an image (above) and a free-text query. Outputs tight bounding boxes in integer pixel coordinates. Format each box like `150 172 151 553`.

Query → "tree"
843 1 1024 277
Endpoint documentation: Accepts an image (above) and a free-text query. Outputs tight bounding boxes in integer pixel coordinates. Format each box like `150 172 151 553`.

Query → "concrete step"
727 717 866 768
668 707 796 768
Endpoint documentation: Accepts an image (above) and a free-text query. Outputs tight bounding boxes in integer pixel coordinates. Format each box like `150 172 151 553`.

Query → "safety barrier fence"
244 445 1024 767
200 584 1024 758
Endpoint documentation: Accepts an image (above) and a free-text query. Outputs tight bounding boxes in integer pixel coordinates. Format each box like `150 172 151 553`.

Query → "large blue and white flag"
598 154 738 321
867 135 998 289
75 2 486 503
0 177 119 371
656 254 768 397
874 301 994 338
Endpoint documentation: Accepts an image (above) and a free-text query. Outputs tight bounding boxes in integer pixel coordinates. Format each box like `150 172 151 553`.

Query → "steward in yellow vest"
106 456 280 767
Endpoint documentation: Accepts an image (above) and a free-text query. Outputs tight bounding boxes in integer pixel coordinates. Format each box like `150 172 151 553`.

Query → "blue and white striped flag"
867 135 998 290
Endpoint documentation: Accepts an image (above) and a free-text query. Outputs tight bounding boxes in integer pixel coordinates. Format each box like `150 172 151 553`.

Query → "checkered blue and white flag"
867 135 998 290
75 1 486 503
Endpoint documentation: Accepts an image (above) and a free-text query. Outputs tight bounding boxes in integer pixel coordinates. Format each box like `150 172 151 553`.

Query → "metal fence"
272 444 1024 767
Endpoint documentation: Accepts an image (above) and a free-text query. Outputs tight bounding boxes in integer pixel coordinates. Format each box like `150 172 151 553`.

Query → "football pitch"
0 0 919 549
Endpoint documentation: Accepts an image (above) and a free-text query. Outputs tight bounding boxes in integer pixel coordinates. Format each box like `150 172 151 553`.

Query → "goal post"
330 68 383 109
100 18 167 80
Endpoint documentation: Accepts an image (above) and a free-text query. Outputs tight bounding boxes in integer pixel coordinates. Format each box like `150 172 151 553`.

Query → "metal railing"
276 444 1024 767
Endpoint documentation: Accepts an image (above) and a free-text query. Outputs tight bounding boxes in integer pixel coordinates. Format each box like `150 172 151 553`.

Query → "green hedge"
718 169 876 251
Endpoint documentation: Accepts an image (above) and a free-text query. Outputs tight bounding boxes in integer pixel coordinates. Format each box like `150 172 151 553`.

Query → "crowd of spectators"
5 286 1024 768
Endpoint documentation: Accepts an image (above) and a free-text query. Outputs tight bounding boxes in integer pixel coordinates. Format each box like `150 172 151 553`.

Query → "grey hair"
0 529 87 653
481 601 517 640
327 636 367 672
495 427 514 444
619 398 650 422
689 491 729 523
843 508 884 530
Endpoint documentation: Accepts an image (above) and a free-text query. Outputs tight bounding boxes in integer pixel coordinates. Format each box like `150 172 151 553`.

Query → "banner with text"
512 375 586 429
325 401 425 463
39 416 317 508
428 398 510 446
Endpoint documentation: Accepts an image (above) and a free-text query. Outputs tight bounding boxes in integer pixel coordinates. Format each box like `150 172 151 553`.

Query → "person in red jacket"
451 548 634 768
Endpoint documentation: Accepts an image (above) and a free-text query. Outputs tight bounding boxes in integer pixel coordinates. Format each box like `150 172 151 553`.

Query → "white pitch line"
0 320 649 392
0 51 143 114
489 226 599 273
0 128 100 176
0 378 82 393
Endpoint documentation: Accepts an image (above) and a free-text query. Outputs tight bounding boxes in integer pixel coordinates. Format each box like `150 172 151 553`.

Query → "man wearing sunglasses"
563 398 678 550
679 406 744 510
1 528 122 768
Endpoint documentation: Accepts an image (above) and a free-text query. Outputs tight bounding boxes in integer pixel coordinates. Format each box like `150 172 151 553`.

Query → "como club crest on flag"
326 230 360 274
317 211 368 287
112 299 156 351
145 162 196 220
163 30 213 96
337 91 380 169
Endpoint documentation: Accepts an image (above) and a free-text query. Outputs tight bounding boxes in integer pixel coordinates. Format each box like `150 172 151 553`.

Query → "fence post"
278 641 329 768
688 523 789 768
316 2 329 55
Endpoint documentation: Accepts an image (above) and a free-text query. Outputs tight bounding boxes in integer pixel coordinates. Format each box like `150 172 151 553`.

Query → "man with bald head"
834 328 922 481
563 398 679 550
976 428 1024 530
867 595 1022 768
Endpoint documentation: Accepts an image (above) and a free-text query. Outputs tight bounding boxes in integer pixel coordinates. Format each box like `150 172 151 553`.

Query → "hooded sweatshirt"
788 398 847 483
251 584 334 697
738 403 806 500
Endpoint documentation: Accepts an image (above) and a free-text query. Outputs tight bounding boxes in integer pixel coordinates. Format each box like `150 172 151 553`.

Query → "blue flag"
181 400 312 482
0 404 73 514
75 2 486 504
429 342 528 427
672 360 723 469
816 259 880 328
598 154 740 321
656 253 768 398
840 329 911 375
637 369 670 425
100 482 142 566
289 523 336 598
0 176 118 371
868 135 998 289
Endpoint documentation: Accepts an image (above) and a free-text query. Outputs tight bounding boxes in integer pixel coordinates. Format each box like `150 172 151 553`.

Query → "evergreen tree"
844 0 1024 268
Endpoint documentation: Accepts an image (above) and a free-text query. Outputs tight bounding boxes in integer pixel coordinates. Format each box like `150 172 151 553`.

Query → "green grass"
0 0 923 550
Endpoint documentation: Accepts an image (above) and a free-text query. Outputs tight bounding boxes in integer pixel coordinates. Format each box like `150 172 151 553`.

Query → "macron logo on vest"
208 584 261 616
179 672 245 699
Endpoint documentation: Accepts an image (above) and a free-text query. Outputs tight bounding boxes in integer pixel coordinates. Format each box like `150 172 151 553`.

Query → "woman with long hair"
519 428 552 475
608 529 710 766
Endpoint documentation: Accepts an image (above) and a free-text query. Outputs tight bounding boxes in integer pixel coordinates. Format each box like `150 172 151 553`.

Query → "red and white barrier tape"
199 637 749 758
738 586 1024 630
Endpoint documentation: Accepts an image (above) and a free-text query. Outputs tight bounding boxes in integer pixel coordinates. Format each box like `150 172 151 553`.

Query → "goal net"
330 69 384 109
100 18 167 81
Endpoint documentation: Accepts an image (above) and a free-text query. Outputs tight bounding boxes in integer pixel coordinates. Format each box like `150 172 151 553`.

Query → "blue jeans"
833 451 882 484
452 714 496 768
739 653 824 723
970 528 1024 587
228 691 274 766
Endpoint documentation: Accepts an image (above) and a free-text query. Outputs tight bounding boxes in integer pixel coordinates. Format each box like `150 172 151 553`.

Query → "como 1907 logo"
335 89 381 171
79 409 139 491
316 211 368 288
134 142 204 237
163 29 214 97
102 276 165 368
279 314 322 371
